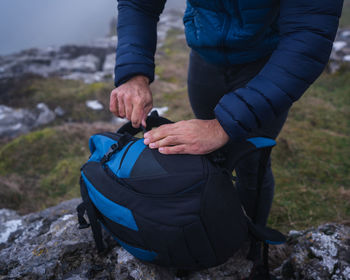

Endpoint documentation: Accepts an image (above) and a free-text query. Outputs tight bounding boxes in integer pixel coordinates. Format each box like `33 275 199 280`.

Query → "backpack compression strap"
77 176 105 252
117 110 173 136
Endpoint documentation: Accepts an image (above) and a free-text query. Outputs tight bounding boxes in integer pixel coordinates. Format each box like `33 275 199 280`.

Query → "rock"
62 71 105 84
0 199 253 280
54 106 65 117
157 9 184 48
273 224 350 280
1 198 349 280
0 209 21 244
53 54 100 74
34 103 56 127
102 53 116 75
333 41 347 52
0 105 36 138
86 100 104 111
0 103 56 138
0 9 185 84
344 55 350 62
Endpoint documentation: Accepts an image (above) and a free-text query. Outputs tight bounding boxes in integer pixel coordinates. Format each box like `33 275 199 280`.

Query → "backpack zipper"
117 139 137 171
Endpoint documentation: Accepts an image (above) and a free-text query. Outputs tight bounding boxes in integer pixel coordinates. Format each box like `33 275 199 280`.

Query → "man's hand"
109 75 152 128
143 119 230 155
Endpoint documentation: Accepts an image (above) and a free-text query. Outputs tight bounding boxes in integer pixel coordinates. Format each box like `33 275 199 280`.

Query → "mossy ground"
0 18 349 232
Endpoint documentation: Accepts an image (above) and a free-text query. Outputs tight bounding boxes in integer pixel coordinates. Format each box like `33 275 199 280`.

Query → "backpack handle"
117 110 173 136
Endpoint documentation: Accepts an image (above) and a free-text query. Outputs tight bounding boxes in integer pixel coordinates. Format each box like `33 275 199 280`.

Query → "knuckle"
169 136 178 143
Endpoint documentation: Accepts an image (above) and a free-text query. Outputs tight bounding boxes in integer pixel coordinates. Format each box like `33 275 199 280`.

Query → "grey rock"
0 9 186 84
0 103 56 138
34 103 56 127
0 105 36 138
102 53 116 75
62 71 105 84
86 100 104 111
0 199 253 280
54 106 65 117
1 199 349 280
53 54 100 74
273 224 350 280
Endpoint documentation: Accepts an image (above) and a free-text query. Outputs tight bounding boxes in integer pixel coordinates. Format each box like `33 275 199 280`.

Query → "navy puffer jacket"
114 0 343 142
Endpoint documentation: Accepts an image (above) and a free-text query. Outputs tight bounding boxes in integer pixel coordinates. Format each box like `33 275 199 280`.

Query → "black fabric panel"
99 214 144 248
82 162 201 226
216 140 259 173
165 227 197 269
184 220 217 268
152 149 204 175
130 148 168 178
201 171 248 264
133 213 172 266
124 174 204 195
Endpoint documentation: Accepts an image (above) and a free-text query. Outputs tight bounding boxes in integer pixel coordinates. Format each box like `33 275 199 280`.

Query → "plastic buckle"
101 143 120 164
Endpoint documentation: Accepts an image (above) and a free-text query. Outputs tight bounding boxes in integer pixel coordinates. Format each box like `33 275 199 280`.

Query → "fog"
0 0 186 55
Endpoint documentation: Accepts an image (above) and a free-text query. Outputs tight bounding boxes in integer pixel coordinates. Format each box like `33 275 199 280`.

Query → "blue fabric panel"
106 141 134 173
113 235 157 261
117 139 146 178
81 172 139 231
247 137 276 149
88 135 117 162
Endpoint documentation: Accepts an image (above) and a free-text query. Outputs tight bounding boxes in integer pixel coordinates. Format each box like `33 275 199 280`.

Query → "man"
109 0 343 269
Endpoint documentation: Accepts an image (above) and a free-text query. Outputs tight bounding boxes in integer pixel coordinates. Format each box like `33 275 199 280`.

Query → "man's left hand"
143 119 229 155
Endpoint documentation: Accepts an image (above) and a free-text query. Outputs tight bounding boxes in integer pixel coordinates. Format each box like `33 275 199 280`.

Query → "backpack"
77 111 285 271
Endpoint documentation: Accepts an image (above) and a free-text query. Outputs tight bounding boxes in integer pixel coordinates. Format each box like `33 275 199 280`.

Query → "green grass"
0 25 349 234
0 76 114 124
0 123 115 213
340 0 350 28
269 72 350 232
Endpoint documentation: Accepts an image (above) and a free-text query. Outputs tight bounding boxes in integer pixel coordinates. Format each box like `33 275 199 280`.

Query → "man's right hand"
109 75 153 128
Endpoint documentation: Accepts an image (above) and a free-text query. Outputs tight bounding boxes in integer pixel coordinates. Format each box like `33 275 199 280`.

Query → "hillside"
0 11 349 236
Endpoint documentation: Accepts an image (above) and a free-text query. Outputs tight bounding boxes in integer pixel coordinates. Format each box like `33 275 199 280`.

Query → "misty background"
0 0 186 55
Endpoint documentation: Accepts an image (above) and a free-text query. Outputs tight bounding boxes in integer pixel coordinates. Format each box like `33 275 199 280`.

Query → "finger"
158 144 187 155
144 124 176 143
149 135 180 149
141 106 152 128
131 102 143 128
109 90 119 116
117 94 126 118
124 96 132 120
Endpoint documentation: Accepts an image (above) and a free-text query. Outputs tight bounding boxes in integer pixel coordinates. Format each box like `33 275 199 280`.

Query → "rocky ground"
0 199 349 280
0 9 184 139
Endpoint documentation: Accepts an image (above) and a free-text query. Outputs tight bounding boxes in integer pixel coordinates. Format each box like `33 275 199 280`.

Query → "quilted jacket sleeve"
214 0 343 142
114 0 166 87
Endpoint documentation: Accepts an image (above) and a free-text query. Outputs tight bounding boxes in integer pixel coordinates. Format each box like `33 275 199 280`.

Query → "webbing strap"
251 147 274 277
117 110 173 136
79 176 105 252
76 202 90 229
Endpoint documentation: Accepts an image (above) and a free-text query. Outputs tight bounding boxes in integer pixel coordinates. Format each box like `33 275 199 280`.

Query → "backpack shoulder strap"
77 176 105 252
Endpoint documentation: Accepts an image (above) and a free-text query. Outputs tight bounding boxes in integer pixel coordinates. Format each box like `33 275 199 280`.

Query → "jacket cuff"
114 63 154 87
214 102 249 142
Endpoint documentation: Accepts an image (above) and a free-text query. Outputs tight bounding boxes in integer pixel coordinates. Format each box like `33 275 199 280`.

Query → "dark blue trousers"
187 50 288 228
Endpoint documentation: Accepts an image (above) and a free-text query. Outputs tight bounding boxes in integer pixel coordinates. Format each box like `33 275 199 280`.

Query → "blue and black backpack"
77 111 285 272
